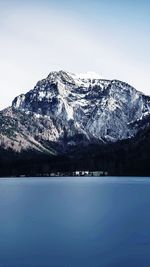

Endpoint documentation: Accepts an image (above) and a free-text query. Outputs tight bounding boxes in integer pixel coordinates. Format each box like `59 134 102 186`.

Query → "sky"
0 0 150 110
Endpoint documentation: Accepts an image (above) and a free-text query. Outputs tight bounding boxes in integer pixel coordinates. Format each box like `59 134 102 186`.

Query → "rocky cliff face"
1 70 150 153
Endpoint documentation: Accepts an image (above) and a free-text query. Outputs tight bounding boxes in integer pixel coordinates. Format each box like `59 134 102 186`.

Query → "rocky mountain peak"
1 70 150 153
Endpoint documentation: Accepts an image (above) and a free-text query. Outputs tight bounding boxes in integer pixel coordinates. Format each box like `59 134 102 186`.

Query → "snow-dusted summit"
0 70 150 153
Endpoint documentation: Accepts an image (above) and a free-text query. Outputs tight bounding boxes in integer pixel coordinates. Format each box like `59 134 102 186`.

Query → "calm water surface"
0 177 150 267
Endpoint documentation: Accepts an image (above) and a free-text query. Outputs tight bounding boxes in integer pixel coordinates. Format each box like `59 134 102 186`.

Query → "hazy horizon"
0 0 150 110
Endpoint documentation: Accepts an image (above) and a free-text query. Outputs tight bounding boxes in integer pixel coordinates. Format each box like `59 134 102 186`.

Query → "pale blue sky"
0 0 150 109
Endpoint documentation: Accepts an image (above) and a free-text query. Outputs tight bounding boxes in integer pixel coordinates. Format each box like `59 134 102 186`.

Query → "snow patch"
62 97 74 120
39 91 46 99
77 72 101 79
107 98 120 111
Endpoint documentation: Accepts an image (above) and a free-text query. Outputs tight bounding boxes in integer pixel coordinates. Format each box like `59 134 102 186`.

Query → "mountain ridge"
0 70 150 155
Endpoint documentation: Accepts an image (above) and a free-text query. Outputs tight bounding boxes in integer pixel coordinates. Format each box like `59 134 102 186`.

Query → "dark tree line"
0 126 150 177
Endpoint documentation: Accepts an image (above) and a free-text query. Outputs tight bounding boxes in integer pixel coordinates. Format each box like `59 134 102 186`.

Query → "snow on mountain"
1 70 150 153
76 71 101 79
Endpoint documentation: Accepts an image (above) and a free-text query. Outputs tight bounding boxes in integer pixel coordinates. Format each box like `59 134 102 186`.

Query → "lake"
0 177 150 267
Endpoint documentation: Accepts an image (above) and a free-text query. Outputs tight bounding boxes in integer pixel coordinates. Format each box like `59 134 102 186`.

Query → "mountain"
1 70 150 176
1 70 150 155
